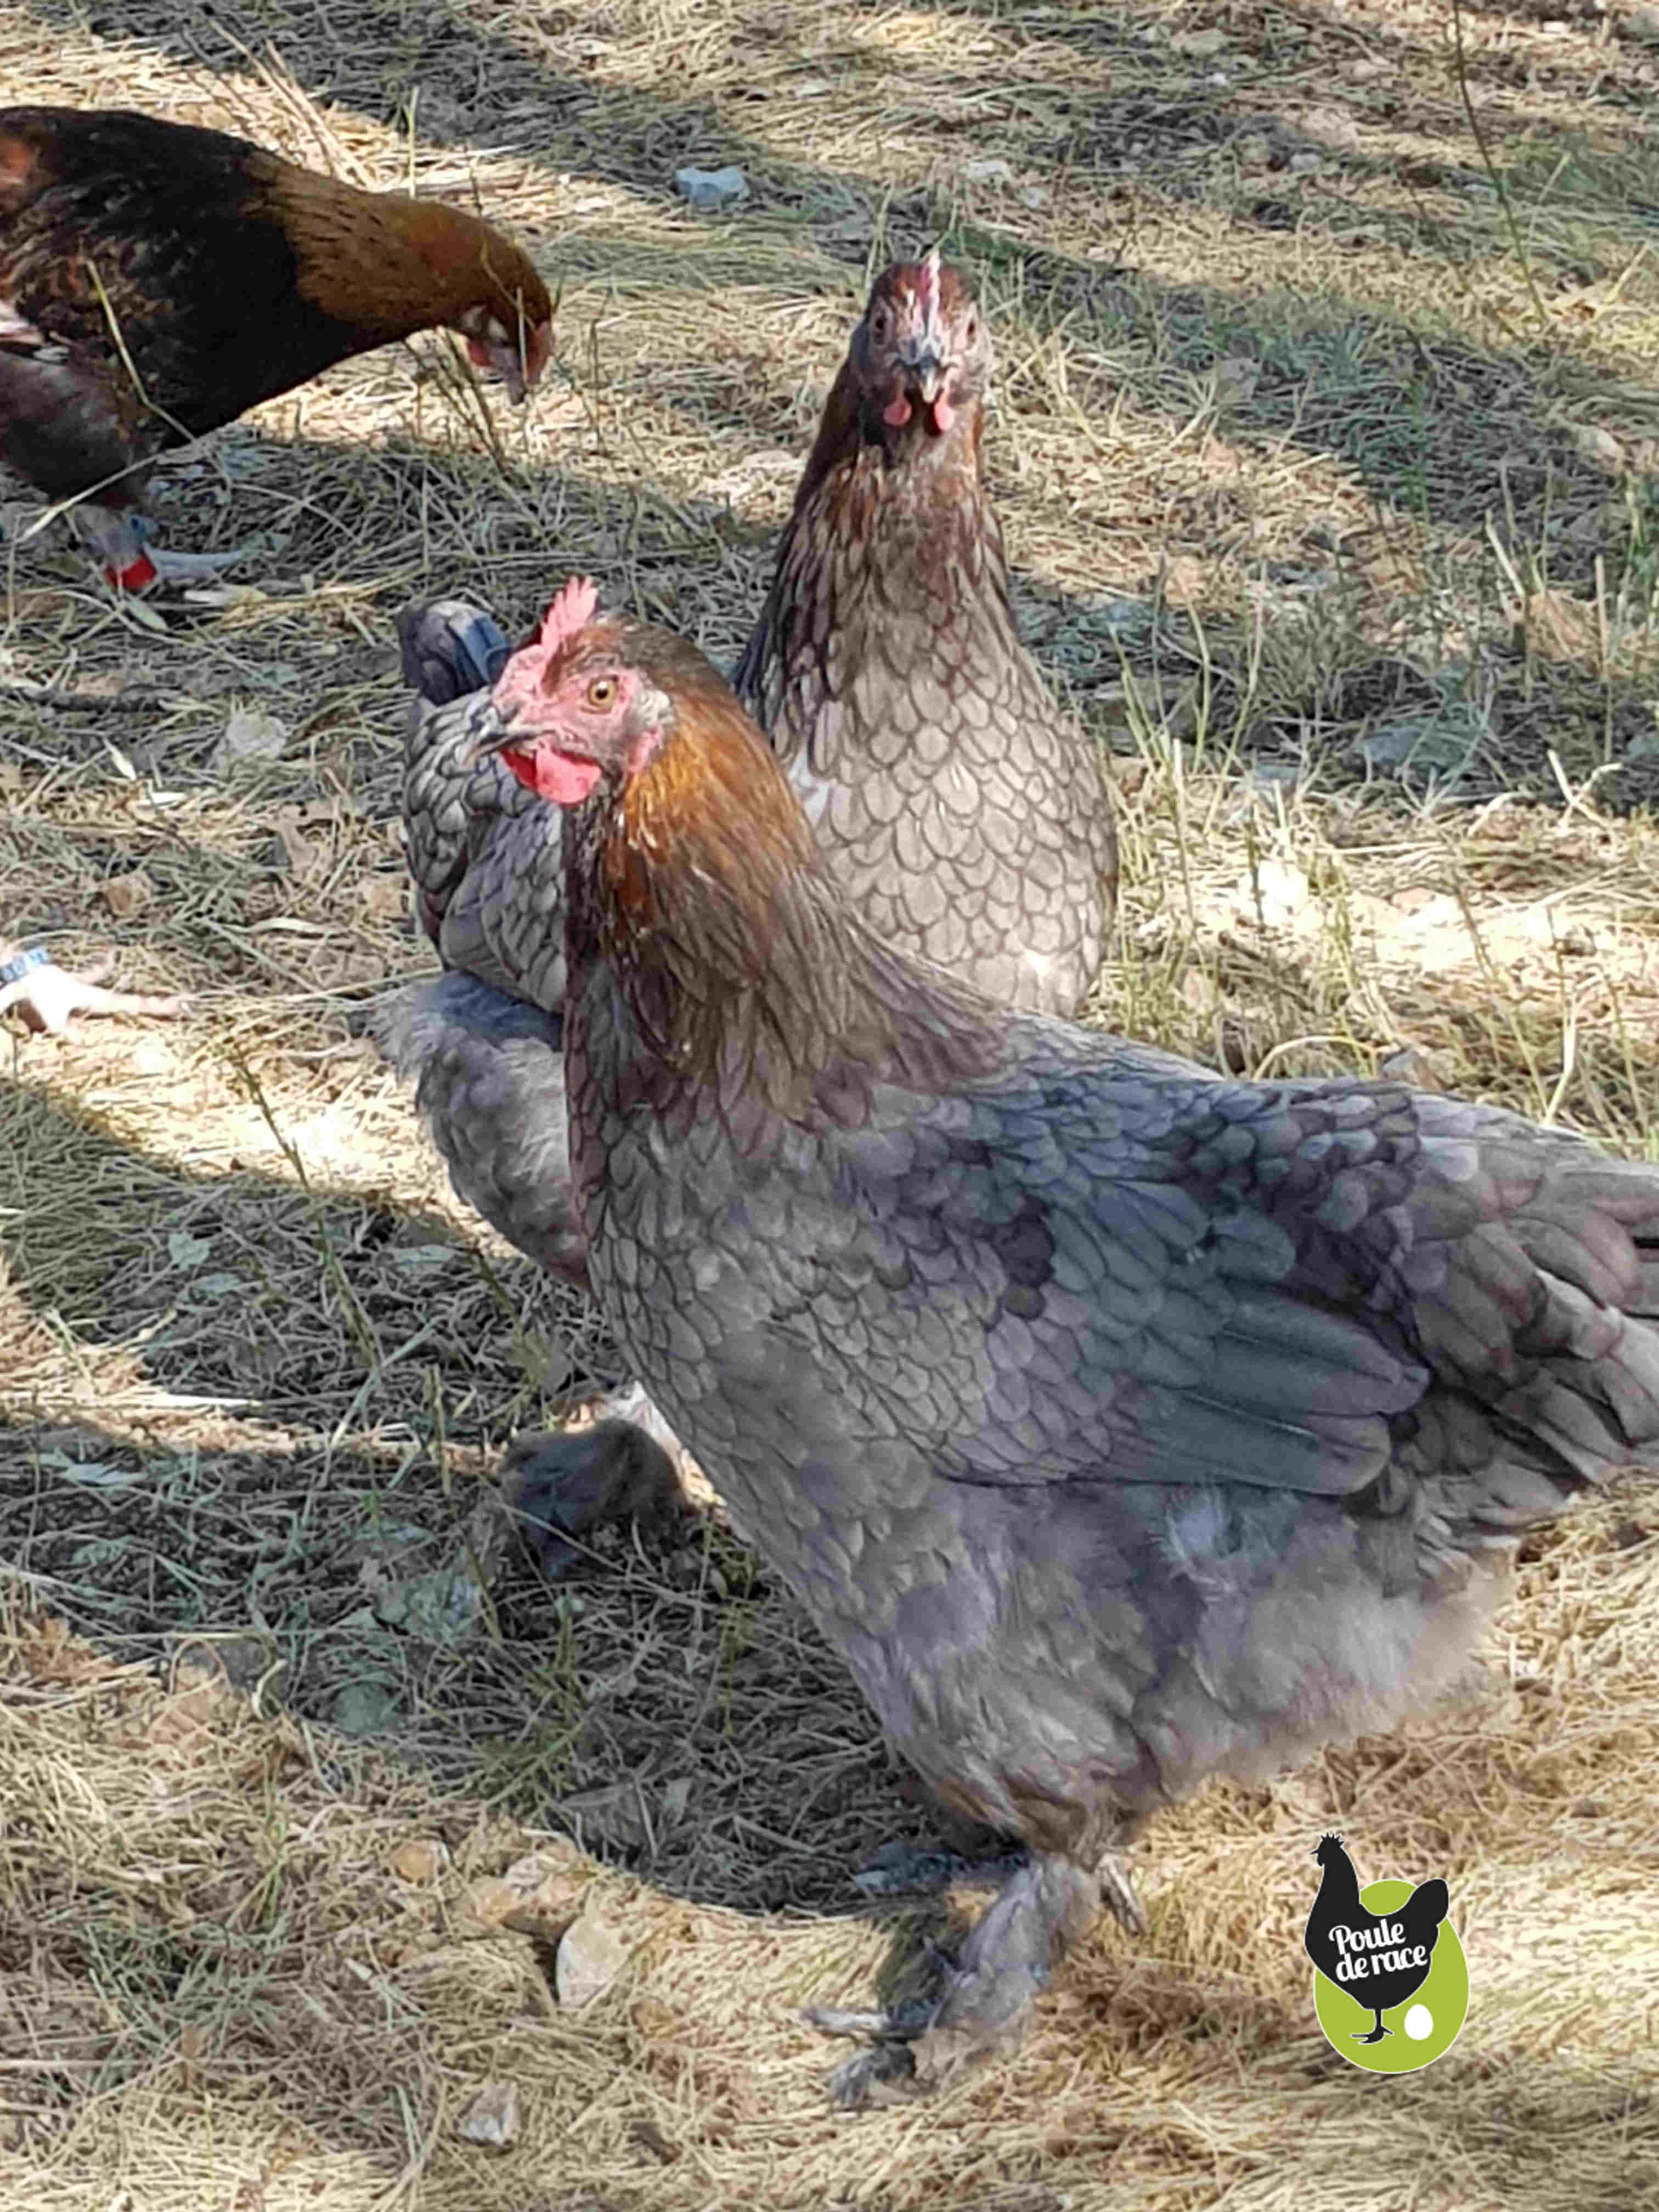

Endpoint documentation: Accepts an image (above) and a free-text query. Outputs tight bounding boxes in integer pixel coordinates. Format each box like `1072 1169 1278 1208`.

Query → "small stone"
1299 104 1361 150
1288 150 1323 175
100 868 153 919
963 157 1015 184
673 164 748 211
459 1876 519 1933
1572 423 1624 473
456 2080 521 2148
212 705 287 771
498 1842 588 1932
556 1910 630 2009
391 1838 445 1884
331 1679 400 1736
1212 355 1260 407
372 1563 487 1643
362 873 409 922
1172 27 1228 54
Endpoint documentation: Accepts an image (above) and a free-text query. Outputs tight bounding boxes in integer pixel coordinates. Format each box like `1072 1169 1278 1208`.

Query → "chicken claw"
0 947 186 1035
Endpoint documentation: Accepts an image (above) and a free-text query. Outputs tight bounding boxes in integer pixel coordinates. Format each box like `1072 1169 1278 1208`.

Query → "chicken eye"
965 314 979 344
871 302 891 341
585 676 617 710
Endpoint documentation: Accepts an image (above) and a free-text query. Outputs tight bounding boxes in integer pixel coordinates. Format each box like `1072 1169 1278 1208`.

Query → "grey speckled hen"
378 255 1116 1325
734 251 1116 1015
475 583 1659 2099
376 601 588 1283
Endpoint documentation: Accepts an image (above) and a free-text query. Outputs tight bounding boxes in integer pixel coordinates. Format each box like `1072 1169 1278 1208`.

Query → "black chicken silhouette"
1302 1834 1449 2044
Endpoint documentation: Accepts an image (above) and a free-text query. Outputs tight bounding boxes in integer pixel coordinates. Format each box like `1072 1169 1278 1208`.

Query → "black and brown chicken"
0 105 551 588
379 257 1116 1545
467 575 1659 2099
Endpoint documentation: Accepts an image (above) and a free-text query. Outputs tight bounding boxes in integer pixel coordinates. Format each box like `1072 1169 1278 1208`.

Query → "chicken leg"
71 504 248 592
854 1836 1146 1936
808 1852 1101 2105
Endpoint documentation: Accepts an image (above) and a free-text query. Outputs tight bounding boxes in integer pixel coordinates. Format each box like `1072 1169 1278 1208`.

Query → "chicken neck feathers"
374 602 589 1286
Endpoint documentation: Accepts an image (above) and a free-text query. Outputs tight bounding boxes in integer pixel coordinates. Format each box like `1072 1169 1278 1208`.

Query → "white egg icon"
1403 2005 1434 2042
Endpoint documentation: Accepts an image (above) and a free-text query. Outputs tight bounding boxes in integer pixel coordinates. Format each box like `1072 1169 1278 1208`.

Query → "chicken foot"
71 505 248 591
808 1852 1101 2105
505 1383 689 1576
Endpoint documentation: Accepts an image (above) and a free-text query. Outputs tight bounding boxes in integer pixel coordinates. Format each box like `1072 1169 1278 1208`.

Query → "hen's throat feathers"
789 352 986 523
574 701 1001 1114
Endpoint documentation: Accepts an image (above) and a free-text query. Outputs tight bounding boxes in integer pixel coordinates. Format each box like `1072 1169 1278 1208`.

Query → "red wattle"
930 393 956 435
883 392 913 427
501 744 603 806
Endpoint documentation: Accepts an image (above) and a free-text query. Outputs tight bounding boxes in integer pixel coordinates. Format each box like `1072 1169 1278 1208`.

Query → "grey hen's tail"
1379 1098 1659 1554
397 600 510 707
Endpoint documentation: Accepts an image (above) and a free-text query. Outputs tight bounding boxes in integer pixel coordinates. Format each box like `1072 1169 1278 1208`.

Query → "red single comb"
492 574 601 719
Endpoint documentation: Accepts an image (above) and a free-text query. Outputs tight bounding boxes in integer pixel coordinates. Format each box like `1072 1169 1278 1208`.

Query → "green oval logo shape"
1312 1878 1469 2074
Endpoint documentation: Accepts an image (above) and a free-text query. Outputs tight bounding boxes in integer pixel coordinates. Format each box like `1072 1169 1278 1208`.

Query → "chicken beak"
900 346 945 406
469 716 522 766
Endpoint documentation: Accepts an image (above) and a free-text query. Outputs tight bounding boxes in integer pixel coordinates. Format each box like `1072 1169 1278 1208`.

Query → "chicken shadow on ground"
0 1070 989 1927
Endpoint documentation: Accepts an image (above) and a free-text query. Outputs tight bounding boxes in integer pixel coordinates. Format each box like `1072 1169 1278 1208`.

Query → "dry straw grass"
2 0 1659 2204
